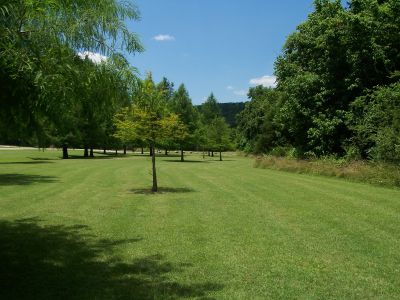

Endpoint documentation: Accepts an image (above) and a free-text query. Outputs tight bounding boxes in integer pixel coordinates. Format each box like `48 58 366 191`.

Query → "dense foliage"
0 0 142 155
237 0 400 162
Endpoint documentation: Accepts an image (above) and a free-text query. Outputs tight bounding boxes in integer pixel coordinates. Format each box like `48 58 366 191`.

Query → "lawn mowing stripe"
1 151 400 299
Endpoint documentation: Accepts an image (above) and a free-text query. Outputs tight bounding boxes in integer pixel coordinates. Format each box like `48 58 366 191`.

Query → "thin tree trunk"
165 149 168 155
208 151 210 156
123 145 127 155
211 151 214 157
149 146 153 156
62 145 69 159
115 149 118 155
84 146 89 158
181 147 184 162
151 143 158 192
103 148 106 154
141 147 144 154
90 147 94 157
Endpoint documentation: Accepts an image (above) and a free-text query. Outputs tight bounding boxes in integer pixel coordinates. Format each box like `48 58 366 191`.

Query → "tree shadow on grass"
28 157 58 161
67 155 116 160
129 187 195 195
0 157 60 165
164 160 210 163
66 153 140 160
156 153 181 158
0 174 58 186
0 218 222 299
0 161 55 165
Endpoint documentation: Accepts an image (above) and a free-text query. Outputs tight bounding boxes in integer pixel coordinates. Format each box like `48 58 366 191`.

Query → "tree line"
114 76 232 161
113 75 231 191
0 0 233 161
236 0 400 163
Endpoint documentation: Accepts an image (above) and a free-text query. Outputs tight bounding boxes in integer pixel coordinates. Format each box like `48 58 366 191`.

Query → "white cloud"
249 75 277 88
226 85 247 97
78 51 107 64
153 34 175 41
233 89 247 96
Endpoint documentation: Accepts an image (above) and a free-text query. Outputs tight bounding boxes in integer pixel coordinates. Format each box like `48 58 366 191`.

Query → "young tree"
193 123 209 158
114 75 185 192
236 86 284 153
157 77 175 104
200 93 222 156
208 117 231 161
201 93 221 123
170 84 198 161
156 77 175 154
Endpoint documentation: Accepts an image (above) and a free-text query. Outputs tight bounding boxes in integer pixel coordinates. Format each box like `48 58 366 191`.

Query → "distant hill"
218 102 246 127
197 102 246 127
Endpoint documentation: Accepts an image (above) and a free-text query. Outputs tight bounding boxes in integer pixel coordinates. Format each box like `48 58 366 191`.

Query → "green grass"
1 150 400 299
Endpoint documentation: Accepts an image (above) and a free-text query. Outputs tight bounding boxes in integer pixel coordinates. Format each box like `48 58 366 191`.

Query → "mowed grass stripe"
160 157 400 298
1 150 400 299
158 157 400 298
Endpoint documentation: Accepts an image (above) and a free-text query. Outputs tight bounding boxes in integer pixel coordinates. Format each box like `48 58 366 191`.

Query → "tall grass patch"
254 155 400 187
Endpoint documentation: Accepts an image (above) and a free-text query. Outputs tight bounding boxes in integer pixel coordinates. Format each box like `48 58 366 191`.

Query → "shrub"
269 146 289 157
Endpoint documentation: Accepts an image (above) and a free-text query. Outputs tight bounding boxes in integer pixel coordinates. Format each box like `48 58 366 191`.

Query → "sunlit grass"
1 150 400 299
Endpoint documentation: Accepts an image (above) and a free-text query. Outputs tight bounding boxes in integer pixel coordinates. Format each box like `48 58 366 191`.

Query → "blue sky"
125 0 316 104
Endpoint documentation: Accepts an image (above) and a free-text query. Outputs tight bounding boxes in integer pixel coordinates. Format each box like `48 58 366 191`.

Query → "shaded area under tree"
0 174 58 186
0 218 223 299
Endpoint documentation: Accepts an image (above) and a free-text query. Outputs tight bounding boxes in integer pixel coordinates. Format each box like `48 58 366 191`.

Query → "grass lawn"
1 150 400 299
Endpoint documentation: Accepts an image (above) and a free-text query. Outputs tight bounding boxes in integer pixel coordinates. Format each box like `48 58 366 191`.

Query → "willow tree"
0 0 143 145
